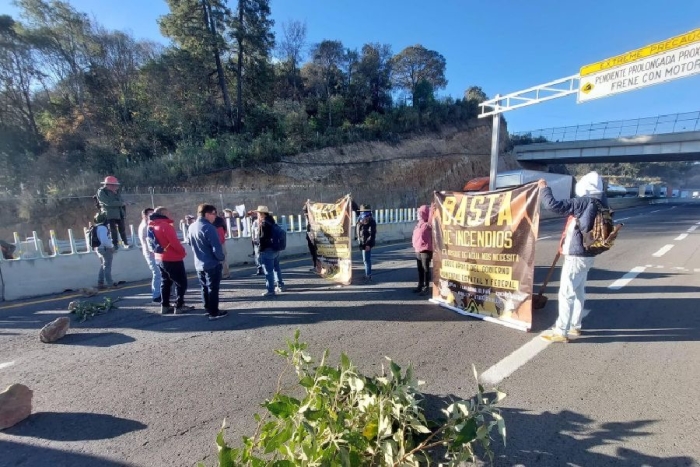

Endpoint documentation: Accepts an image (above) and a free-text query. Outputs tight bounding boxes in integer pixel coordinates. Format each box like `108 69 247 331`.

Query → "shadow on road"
0 440 133 467
496 407 695 466
3 411 147 441
53 331 136 347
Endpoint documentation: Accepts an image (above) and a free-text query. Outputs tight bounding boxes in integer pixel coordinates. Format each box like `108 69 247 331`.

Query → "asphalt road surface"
1 202 699 466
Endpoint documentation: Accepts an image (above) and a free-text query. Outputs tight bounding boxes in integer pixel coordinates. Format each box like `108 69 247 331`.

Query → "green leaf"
340 352 351 370
299 375 315 388
389 359 402 381
363 420 378 440
453 418 478 445
264 425 293 454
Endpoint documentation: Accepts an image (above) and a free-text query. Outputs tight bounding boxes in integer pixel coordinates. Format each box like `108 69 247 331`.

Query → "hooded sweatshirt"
540 171 606 257
412 205 433 253
148 213 187 262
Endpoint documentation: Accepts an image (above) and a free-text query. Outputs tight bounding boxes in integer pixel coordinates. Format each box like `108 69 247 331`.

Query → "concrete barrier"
0 198 651 301
0 222 416 301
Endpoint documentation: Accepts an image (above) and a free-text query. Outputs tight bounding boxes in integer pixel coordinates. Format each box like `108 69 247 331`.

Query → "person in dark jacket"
355 204 377 282
303 204 318 272
256 205 285 296
188 204 228 320
538 171 607 343
411 205 433 296
96 176 130 249
148 206 193 315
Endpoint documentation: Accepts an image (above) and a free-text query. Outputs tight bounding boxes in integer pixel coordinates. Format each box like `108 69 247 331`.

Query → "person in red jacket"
411 204 433 296
148 206 194 315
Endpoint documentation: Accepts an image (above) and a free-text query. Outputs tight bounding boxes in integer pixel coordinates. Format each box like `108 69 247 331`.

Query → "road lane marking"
475 262 648 386
650 209 662 213
608 266 647 290
538 235 552 240
0 361 15 370
480 337 551 386
652 245 674 257
688 226 698 233
675 233 689 241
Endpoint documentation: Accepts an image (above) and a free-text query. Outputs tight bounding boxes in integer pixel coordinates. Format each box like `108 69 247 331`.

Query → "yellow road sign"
578 28 700 102
580 28 700 77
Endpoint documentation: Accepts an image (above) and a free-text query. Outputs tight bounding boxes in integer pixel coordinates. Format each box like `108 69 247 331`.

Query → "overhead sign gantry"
478 27 700 190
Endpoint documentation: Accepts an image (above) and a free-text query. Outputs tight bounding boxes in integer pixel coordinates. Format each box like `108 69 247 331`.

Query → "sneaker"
541 333 569 343
175 305 195 314
261 291 276 297
110 283 121 289
152 296 162 304
208 310 229 321
160 305 175 315
418 287 430 296
363 275 372 283
275 284 286 293
412 286 423 293
97 284 107 290
568 329 582 337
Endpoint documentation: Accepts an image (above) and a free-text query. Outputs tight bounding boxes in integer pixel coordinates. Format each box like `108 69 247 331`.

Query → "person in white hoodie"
538 171 607 343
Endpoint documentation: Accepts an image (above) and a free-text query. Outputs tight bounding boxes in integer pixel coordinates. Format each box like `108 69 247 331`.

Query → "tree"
159 0 234 127
275 19 306 101
227 0 275 131
309 40 345 127
464 85 487 104
391 44 447 105
356 43 393 115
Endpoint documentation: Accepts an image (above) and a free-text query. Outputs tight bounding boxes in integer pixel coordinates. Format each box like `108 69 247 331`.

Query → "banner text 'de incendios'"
431 185 541 331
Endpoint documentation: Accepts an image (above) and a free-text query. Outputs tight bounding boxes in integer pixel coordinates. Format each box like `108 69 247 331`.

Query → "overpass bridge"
512 111 700 166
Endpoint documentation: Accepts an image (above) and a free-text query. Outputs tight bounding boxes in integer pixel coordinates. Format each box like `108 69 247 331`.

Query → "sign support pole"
489 94 501 191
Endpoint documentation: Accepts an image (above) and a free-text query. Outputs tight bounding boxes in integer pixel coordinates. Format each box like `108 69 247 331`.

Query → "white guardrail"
0 209 419 301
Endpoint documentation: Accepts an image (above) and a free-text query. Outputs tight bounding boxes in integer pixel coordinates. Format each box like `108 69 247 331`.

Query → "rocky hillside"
1 119 518 243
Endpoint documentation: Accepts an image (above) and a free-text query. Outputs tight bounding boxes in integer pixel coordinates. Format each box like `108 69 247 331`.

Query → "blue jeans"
361 247 372 277
260 249 283 293
198 264 222 314
144 252 162 300
96 246 114 285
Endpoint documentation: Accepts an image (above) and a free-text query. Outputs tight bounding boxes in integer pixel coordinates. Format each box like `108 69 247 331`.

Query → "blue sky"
2 0 699 133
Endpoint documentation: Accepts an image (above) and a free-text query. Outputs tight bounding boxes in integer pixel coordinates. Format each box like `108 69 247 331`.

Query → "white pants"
555 255 595 335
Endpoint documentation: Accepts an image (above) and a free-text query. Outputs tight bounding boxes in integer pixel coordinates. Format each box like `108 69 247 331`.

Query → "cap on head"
101 176 120 185
359 204 372 212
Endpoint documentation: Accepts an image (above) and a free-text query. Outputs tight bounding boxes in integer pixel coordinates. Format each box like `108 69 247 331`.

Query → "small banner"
431 184 541 331
306 195 353 285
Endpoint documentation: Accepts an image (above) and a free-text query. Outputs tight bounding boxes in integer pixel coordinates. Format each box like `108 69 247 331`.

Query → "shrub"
199 331 506 466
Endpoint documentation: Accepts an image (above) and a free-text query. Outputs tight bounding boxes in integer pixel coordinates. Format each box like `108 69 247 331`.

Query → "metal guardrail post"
32 231 43 258
68 229 78 254
49 230 59 256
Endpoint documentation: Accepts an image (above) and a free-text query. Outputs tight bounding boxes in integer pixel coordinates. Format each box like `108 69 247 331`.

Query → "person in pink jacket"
411 204 433 295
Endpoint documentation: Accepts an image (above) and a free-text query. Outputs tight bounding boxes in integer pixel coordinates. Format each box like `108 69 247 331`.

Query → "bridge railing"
512 111 700 142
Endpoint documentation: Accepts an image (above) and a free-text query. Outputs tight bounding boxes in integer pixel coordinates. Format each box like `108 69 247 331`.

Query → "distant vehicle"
672 189 680 197
606 183 628 198
694 191 700 198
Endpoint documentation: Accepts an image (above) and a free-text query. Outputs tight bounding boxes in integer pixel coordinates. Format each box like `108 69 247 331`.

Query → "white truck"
496 169 574 200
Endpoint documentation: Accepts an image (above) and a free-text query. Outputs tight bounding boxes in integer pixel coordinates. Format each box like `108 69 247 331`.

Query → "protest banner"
431 184 541 331
306 195 353 285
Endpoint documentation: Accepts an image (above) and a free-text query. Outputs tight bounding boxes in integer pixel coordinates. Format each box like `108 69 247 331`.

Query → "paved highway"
1 202 699 466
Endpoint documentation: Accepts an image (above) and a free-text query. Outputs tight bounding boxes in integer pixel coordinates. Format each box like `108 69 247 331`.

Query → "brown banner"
432 184 541 331
306 195 353 285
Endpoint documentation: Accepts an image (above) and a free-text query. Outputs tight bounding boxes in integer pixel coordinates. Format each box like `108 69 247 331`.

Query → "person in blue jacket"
538 171 607 343
188 204 228 320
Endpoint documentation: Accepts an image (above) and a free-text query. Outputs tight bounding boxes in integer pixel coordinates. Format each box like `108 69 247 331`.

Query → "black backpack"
88 225 102 248
270 223 287 251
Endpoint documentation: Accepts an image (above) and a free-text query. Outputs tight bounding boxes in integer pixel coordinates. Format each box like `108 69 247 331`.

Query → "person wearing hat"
355 204 377 282
96 175 130 249
92 212 118 290
255 205 285 296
